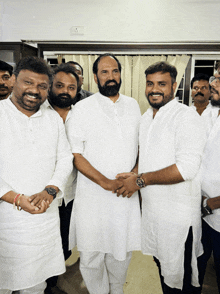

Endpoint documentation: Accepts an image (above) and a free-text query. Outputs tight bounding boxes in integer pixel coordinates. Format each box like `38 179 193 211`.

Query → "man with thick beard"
45 63 79 293
66 53 141 294
197 76 220 293
0 60 13 100
116 62 206 293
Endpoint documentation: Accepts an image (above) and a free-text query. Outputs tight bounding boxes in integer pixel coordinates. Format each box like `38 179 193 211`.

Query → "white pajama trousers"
80 251 132 294
0 281 46 294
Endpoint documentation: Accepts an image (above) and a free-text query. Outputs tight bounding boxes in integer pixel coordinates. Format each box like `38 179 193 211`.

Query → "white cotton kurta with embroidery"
139 99 206 289
201 114 220 232
0 98 73 290
66 93 141 261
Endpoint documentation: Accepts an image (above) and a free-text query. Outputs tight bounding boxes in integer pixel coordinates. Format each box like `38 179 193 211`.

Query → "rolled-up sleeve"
175 110 206 181
66 105 86 154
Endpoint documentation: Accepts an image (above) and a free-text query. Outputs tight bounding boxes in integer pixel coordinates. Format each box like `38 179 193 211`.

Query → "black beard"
146 89 174 110
97 78 121 97
49 90 75 108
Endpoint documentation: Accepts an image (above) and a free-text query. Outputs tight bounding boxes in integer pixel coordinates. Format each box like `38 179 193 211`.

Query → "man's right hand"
101 178 124 193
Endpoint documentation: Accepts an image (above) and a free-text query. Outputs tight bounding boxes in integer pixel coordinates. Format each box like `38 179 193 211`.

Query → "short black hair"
0 60 13 76
145 61 177 85
92 53 122 75
53 63 79 85
190 73 210 89
14 56 52 82
67 61 83 75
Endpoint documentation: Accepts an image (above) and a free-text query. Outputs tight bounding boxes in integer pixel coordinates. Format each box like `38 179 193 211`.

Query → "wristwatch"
44 187 57 199
202 197 213 217
136 173 146 188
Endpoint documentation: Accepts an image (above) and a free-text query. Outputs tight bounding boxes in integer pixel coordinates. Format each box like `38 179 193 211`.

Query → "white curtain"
63 54 190 114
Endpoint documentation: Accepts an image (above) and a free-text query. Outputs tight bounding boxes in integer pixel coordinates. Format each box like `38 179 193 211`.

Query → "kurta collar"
97 92 122 104
6 95 43 118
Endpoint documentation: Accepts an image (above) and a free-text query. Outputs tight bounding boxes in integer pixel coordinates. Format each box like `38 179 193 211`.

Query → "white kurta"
0 98 73 290
66 93 141 261
201 114 220 232
44 100 77 206
191 102 220 136
139 99 206 289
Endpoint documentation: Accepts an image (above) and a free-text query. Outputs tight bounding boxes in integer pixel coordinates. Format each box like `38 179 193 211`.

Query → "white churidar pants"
0 281 46 294
80 251 132 294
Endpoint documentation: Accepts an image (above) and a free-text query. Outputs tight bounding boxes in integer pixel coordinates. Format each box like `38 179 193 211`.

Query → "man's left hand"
29 190 53 209
114 173 140 198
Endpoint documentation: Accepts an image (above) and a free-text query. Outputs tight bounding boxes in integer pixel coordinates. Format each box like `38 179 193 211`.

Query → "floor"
48 248 218 294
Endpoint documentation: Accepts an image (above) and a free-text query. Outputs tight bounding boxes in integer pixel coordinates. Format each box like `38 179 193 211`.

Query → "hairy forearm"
142 164 184 186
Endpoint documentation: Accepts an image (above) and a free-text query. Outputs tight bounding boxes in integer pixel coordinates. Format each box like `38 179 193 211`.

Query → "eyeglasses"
209 76 220 85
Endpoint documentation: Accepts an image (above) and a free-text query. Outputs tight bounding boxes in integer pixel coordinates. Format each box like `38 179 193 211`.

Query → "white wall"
1 0 220 42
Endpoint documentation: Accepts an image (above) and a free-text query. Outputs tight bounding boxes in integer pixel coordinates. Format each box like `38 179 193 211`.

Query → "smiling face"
145 71 177 110
11 70 50 116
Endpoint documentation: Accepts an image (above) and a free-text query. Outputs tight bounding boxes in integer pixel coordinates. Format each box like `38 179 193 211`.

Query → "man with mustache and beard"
0 60 13 100
45 63 80 293
0 57 73 294
116 62 206 293
197 75 220 293
190 73 211 116
66 53 141 294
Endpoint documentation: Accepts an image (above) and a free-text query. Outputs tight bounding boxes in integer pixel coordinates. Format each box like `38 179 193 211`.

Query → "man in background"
191 73 211 115
0 60 13 100
45 63 79 293
67 61 93 102
198 75 220 293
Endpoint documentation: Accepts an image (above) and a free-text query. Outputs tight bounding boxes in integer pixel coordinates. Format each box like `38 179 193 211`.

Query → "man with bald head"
66 53 141 294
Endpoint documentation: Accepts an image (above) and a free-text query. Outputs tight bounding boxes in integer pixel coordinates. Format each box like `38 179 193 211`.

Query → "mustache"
211 87 219 95
57 93 72 99
0 84 8 89
148 92 164 97
105 80 118 86
195 92 204 97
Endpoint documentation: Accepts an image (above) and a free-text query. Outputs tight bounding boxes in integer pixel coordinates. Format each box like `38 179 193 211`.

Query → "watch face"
136 177 145 188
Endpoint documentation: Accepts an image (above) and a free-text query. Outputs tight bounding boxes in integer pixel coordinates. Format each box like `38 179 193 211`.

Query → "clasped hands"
18 190 53 214
104 172 140 198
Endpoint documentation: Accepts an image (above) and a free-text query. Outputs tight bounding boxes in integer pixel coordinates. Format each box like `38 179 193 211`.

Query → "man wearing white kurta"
116 62 206 293
44 63 79 293
198 76 220 293
66 54 141 294
0 57 73 294
190 73 211 116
